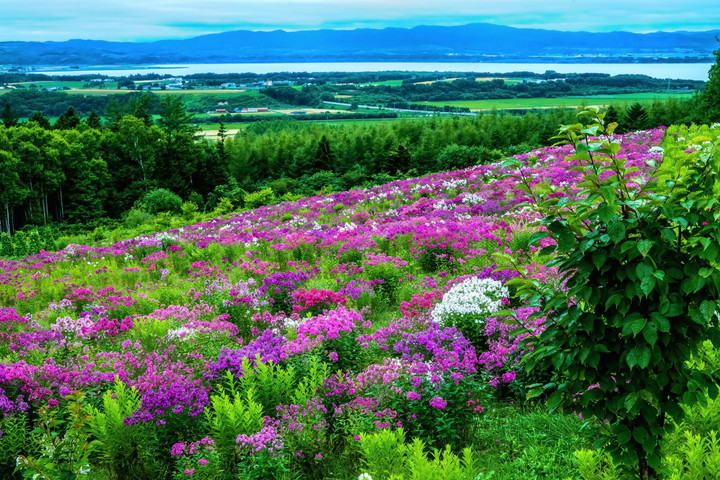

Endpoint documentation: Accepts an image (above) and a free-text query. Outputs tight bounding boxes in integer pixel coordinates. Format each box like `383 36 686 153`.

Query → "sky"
2 0 720 42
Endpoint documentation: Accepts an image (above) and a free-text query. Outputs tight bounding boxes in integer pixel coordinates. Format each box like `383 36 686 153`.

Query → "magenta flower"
429 396 447 409
406 391 421 401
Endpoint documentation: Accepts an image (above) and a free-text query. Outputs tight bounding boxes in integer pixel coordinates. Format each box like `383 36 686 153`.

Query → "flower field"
0 123 718 479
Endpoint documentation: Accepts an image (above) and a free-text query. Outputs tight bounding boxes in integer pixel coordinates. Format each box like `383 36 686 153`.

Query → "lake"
31 62 714 81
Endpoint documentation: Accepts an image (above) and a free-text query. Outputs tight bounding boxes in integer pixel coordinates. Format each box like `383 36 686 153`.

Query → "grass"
468 404 590 479
358 80 405 87
7 80 109 89
414 91 695 111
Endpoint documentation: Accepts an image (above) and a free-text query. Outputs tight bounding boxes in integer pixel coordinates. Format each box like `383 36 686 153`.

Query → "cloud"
1 0 719 42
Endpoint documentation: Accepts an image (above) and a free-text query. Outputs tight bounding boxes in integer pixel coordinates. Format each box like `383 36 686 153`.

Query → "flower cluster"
431 276 509 326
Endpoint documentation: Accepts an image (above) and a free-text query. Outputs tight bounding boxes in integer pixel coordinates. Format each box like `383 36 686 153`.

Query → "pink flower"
47 398 59 408
429 396 447 409
406 391 421 401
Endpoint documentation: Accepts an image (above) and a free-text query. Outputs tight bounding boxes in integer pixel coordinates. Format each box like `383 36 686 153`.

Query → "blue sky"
3 0 720 42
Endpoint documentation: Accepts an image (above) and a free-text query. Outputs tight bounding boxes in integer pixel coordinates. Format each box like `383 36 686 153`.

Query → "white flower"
462 193 484 206
358 474 374 480
431 277 508 326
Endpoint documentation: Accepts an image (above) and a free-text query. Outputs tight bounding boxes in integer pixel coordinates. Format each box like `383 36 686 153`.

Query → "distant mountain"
1 23 718 66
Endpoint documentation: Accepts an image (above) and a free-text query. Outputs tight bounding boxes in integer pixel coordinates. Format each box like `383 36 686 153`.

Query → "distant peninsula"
0 23 718 66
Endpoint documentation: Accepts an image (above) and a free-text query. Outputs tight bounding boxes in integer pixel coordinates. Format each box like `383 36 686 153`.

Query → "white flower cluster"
648 146 664 154
411 183 433 192
433 200 455 211
461 193 484 206
442 178 468 189
153 231 178 242
166 326 196 340
338 222 359 232
431 277 508 326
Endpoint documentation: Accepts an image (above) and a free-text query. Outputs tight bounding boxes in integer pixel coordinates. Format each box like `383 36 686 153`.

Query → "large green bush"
140 188 183 215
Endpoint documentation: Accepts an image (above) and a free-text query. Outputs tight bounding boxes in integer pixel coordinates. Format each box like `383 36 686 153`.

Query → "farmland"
413 91 696 111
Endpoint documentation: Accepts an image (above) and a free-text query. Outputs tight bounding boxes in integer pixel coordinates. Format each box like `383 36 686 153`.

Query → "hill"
1 23 718 66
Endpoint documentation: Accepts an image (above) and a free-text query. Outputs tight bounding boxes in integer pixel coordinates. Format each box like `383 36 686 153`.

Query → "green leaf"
642 322 658 346
699 267 715 278
605 293 623 310
623 316 647 337
526 385 544 400
633 425 649 445
591 250 608 270
700 300 717 321
594 343 611 353
607 222 626 243
636 262 654 280
597 203 615 223
546 391 563 412
528 231 551 247
650 312 670 333
557 229 576 252
626 349 638 368
638 346 652 368
627 346 651 368
615 424 631 445
624 393 638 412
637 239 654 257
640 276 657 297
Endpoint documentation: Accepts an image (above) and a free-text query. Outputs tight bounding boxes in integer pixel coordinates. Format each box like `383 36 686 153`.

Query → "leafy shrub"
417 245 455 273
140 188 183 214
244 188 276 210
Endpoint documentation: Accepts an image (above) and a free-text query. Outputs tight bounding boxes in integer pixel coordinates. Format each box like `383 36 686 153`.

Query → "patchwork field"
414 91 695 110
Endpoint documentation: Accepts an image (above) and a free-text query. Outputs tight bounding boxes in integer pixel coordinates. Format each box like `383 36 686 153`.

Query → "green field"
359 79 405 86
414 91 695 110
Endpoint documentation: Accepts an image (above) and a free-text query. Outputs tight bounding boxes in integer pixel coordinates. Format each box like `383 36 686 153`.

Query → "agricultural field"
413 77 523 85
358 79 405 87
1 121 719 479
414 91 695 111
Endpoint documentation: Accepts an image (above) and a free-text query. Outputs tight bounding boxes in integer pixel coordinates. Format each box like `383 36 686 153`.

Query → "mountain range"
1 23 718 66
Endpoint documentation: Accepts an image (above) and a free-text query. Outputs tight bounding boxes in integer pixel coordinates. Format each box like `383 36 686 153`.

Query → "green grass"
414 91 695 111
8 81 94 89
359 80 405 87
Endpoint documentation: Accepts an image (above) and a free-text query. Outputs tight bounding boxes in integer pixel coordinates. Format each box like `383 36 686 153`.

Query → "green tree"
2 102 18 127
155 95 199 196
54 106 81 130
103 115 163 215
0 149 24 233
10 125 67 225
502 108 720 479
700 42 720 122
60 129 111 224
27 111 51 129
128 92 155 126
624 103 650 132
85 110 103 129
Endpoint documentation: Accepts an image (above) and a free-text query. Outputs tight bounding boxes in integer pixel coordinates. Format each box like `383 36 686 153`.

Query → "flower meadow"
0 123 718 479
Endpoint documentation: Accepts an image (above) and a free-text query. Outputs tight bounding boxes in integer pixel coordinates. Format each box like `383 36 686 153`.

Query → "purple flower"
406 391 421 401
429 396 447 409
